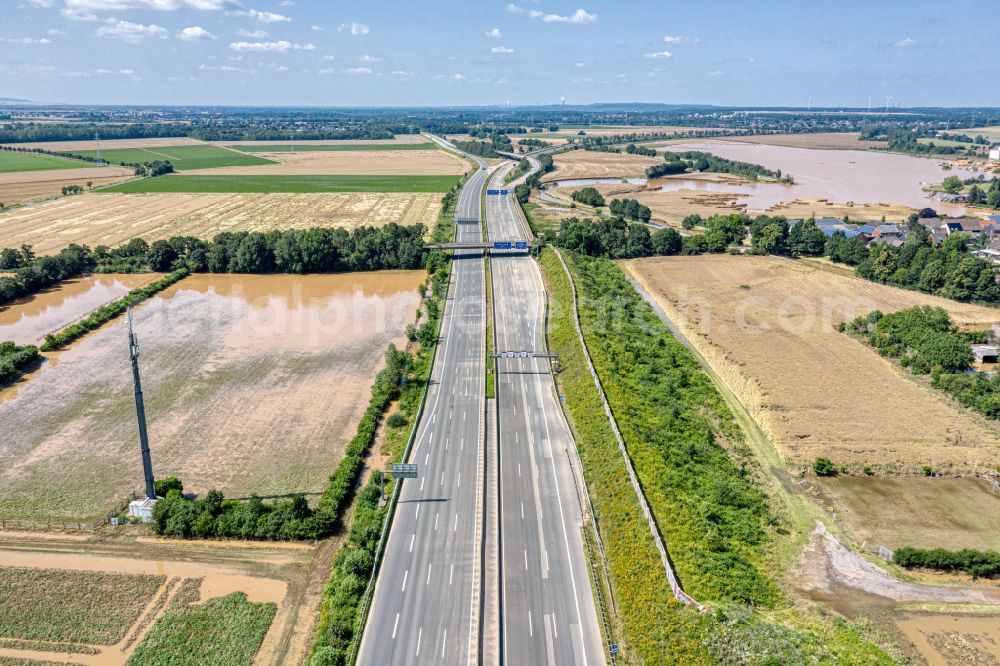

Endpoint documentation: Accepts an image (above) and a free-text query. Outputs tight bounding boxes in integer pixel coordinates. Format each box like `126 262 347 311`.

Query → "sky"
2 0 999 108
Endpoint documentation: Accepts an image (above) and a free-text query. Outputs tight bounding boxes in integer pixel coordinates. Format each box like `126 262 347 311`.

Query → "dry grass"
0 272 423 520
0 167 132 206
623 255 1000 472
216 135 427 146
716 132 887 150
0 191 442 254
765 198 918 222
814 476 1000 551
12 138 202 152
541 150 662 181
184 149 468 176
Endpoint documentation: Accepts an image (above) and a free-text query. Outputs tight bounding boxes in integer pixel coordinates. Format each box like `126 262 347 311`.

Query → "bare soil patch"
184 149 467 177
0 272 423 521
623 255 1000 471
0 192 442 255
12 138 201 152
541 150 663 181
813 477 1000 551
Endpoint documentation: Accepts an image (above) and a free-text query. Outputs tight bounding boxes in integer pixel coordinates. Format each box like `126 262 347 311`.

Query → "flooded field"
660 141 984 213
0 274 160 345
895 613 1000 665
0 271 423 520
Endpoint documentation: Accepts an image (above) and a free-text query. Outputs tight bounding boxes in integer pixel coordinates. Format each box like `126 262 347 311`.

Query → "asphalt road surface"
358 153 490 666
485 164 606 666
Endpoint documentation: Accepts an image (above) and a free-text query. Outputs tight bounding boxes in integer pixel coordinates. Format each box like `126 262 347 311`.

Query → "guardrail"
551 246 700 609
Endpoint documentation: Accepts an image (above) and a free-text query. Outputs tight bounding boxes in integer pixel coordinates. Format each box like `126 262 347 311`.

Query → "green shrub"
386 413 408 428
813 457 836 477
154 477 183 497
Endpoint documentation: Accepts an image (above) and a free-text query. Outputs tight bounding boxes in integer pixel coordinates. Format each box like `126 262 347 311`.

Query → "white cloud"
236 28 267 38
47 28 66 35
663 35 698 44
230 8 290 23
61 7 99 20
491 45 514 53
96 18 168 43
95 68 112 74
0 36 52 44
451 73 465 80
119 68 134 74
644 50 672 59
280 0 293 5
391 70 415 78
66 0 238 9
338 21 369 35
229 40 314 52
319 67 336 75
178 26 215 40
319 54 335 61
574 61 584 67
495 77 508 84
893 37 916 47
346 66 373 75
507 5 595 24
707 69 722 76
485 27 502 38
358 54 380 62
541 8 596 23
27 0 55 7
310 25 323 32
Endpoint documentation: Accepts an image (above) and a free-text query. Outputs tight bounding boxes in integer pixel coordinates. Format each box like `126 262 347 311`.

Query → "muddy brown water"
0 271 424 520
0 274 161 345
661 141 985 214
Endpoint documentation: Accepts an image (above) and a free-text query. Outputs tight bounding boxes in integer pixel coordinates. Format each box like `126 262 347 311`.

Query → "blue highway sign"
493 241 512 250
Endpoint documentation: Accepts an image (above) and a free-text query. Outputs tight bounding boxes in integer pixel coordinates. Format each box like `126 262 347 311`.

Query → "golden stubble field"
186 148 468 176
0 166 133 207
624 255 1000 472
0 272 423 521
541 150 662 181
11 137 202 152
0 191 442 254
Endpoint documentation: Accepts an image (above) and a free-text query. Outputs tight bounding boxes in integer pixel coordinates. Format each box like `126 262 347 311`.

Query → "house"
128 498 157 523
868 236 905 248
945 218 999 240
871 223 902 238
973 248 1000 264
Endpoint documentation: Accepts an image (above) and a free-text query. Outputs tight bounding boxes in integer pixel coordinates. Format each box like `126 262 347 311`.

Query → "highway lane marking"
528 610 533 637
410 534 415 552
416 627 422 657
427 562 432 585
553 612 558 638
454 514 458 531
442 629 447 658
544 615 557 666
521 501 524 520
515 431 519 444
420 477 425 491
518 463 521 477
524 549 528 570
440 471 444 487
393 613 399 639
416 505 420 520
425 453 429 466
432 413 436 424
434 513 439 530
457 472 461 488
450 562 454 585
401 569 408 592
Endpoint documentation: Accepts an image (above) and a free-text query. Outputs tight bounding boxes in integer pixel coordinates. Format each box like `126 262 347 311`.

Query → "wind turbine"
885 96 893 112
867 96 872 112
807 96 812 111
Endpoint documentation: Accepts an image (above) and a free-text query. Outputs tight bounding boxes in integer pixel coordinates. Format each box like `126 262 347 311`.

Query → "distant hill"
0 97 42 106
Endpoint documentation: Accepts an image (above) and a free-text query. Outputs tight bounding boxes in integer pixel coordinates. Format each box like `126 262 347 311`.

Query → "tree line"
651 151 793 183
608 197 652 222
0 244 93 306
895 547 1000 579
0 341 40 387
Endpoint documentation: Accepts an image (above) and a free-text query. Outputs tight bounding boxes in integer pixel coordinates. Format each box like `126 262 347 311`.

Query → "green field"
0 150 86 173
101 174 461 193
127 592 276 666
227 142 438 152
0 566 164 645
71 144 276 171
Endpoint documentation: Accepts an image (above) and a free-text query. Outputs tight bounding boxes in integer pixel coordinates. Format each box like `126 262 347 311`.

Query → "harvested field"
0 152 82 174
623 255 1000 471
0 192 442 254
814 477 1000 551
766 198 918 223
216 135 427 146
12 138 201 152
226 143 437 152
0 533 301 666
184 149 468 176
101 175 460 193
715 132 886 150
0 167 132 207
0 274 161 345
541 150 662 181
0 272 423 520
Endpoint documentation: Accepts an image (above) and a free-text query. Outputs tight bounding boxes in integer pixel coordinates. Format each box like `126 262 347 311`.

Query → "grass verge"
539 248 898 664
100 174 462 193
226 143 438 153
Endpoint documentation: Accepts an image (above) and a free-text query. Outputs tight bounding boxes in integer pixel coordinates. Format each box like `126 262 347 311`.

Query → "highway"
357 153 491 665
486 164 606 665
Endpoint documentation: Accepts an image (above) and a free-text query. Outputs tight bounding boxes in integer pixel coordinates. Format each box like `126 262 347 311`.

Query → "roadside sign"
499 189 509 195
514 241 528 250
611 644 619 656
487 189 500 195
493 241 512 250
391 463 418 478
